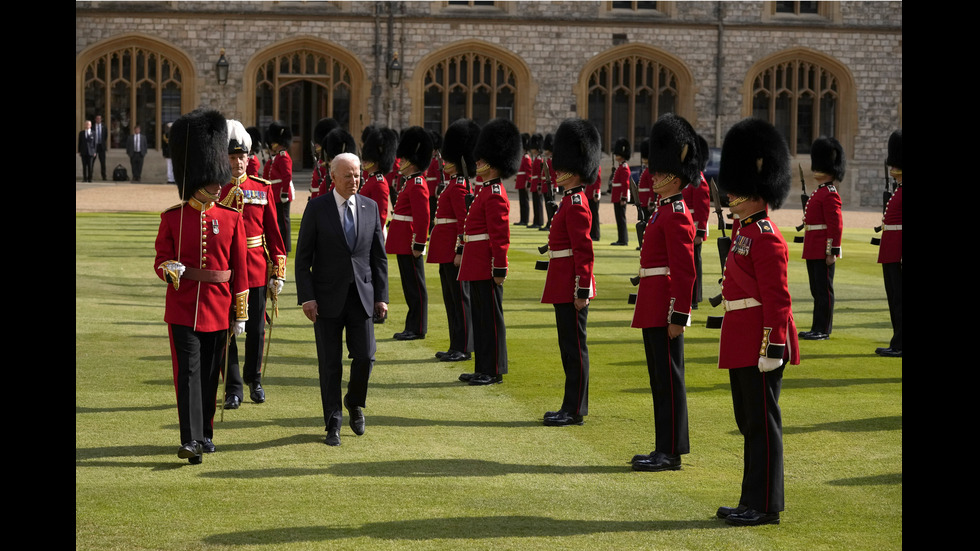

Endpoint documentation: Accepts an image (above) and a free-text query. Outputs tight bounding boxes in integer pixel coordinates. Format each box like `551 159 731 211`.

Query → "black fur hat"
718 118 791 209
361 126 397 174
428 129 443 152
613 137 631 159
552 118 601 184
521 132 530 151
543 133 554 153
639 138 650 160
648 114 700 185
529 133 543 152
397 126 433 172
266 120 292 147
245 126 263 155
810 136 845 181
171 108 231 201
474 118 522 179
696 134 709 172
313 118 340 147
323 128 357 160
442 119 481 179
886 129 902 170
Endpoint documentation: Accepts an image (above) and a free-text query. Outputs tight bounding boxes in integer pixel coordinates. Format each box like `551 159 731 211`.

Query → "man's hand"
453 253 462 267
412 249 422 258
493 276 506 286
269 278 284 295
302 300 318 322
826 255 837 266
574 297 589 311
374 301 388 319
233 321 246 336
667 323 685 339
758 356 782 373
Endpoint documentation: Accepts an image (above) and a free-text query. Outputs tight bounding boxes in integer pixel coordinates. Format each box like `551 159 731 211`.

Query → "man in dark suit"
127 125 148 181
78 120 96 182
93 115 107 180
295 152 389 447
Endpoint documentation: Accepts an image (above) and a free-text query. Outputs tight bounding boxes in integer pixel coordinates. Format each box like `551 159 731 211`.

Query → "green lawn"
76 212 901 550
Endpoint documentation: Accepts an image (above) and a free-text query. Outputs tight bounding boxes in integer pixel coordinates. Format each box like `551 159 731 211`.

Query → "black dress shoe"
458 372 475 382
799 331 829 340
725 508 780 526
249 382 266 403
543 410 584 426
393 331 425 341
610 241 626 246
223 395 241 410
513 220 528 226
875 347 902 357
528 224 541 229
177 442 203 463
630 450 657 464
631 451 681 472
345 396 365 436
468 373 502 386
435 350 451 359
200 438 215 454
716 504 748 519
441 350 471 362
325 429 341 447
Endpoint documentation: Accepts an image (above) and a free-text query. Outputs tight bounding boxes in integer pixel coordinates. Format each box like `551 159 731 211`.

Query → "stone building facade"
75 1 902 207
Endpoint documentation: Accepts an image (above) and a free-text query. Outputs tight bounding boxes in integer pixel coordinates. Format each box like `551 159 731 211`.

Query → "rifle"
707 178 730 311
872 160 894 244
793 164 808 242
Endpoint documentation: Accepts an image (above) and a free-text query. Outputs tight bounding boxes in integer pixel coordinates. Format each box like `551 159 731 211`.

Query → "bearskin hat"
313 118 340 147
361 126 397 174
521 132 530 151
718 118 791 209
613 137 631 159
474 118 522 179
227 119 251 155
428 129 443 152
245 126 263 155
397 126 434 171
442 119 481 179
696 134 710 172
886 129 902 170
639 138 650 161
171 109 231 201
648 114 701 186
323 128 357 161
810 136 845 181
529 133 543 152
552 118 601 184
543 133 554 153
266 120 292 147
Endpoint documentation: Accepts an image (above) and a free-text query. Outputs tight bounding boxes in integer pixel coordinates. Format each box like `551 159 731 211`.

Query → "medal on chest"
733 234 752 256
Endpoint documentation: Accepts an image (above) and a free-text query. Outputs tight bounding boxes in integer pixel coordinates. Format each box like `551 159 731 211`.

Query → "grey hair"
330 152 361 172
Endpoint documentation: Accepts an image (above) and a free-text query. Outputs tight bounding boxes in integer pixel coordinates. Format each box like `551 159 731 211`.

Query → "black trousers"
276 201 292 253
314 283 374 431
589 197 600 241
614 201 629 244
692 242 703 307
439 262 473 353
554 303 589 416
641 327 690 455
397 254 428 335
96 144 106 179
168 324 223 445
470 279 507 376
531 191 544 226
516 188 530 225
806 258 835 334
81 155 94 181
882 262 902 350
544 192 556 228
225 285 268 400
130 154 144 181
635 206 649 248
729 364 785 513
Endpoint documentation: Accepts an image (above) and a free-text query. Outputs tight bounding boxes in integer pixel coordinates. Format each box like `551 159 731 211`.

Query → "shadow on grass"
827 472 902 486
785 415 901 434
75 433 321 463
202 515 727 545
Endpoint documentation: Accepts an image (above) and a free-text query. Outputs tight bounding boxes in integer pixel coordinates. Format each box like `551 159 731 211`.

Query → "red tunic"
385 173 430 255
309 158 329 200
542 187 595 303
529 156 542 194
801 182 843 259
459 178 510 281
718 211 801 369
540 157 554 196
611 161 631 202
246 155 260 178
515 154 531 190
426 156 445 199
154 199 249 332
638 167 653 210
631 194 696 328
268 150 293 203
427 175 471 265
585 167 602 201
877 185 902 264
218 174 287 288
682 174 712 241
359 171 390 228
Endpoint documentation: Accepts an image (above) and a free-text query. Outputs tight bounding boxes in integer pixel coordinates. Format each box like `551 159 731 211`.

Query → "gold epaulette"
163 203 183 213
219 185 244 212
250 176 273 186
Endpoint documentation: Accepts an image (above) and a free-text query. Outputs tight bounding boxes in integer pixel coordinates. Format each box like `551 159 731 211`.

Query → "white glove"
758 356 782 373
163 261 185 279
233 321 246 336
269 278 284 295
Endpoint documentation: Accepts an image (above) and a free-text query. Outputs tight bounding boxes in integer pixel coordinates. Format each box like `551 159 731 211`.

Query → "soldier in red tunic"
457 118 522 385
540 119 599 426
266 121 294 253
528 133 544 228
309 118 340 201
218 120 287 409
610 137 632 246
798 137 845 340
635 139 653 250
429 119 480 364
541 133 556 231
586 166 602 241
426 130 446 233
359 126 396 229
629 114 698 472
386 127 432 341
714 118 800 527
683 134 713 310
322 128 358 197
514 133 531 226
875 130 902 357
154 109 249 464
245 126 263 178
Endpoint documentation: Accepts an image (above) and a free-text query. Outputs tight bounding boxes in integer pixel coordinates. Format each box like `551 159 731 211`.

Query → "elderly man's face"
331 156 361 199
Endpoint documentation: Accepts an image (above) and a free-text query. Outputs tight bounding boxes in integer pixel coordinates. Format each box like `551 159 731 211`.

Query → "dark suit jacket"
126 133 147 158
295 193 388 318
78 130 95 157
